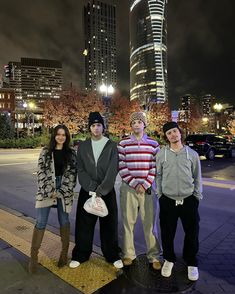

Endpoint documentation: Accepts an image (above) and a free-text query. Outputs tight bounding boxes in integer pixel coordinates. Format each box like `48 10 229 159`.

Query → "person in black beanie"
88 111 105 129
69 112 123 269
156 121 202 281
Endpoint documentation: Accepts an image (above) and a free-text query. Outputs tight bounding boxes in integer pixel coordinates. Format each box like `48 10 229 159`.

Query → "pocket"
194 197 199 207
159 194 166 203
186 195 199 208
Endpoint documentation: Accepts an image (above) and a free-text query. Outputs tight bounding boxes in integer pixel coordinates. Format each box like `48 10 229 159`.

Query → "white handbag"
83 191 108 217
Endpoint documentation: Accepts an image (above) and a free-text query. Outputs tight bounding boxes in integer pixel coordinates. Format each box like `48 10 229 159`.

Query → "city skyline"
0 0 234 109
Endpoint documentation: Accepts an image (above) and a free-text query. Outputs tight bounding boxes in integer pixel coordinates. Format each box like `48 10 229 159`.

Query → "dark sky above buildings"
0 0 234 109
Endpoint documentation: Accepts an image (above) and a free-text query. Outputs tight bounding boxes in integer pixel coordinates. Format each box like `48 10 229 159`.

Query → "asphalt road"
200 155 235 182
0 149 234 256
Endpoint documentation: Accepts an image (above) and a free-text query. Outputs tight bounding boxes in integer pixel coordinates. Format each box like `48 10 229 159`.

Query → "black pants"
159 195 200 266
72 188 120 263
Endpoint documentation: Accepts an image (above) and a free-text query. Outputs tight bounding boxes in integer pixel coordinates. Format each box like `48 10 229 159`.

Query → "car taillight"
196 141 206 145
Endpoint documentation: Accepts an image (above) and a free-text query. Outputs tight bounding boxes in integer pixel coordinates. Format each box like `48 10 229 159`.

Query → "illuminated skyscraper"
84 0 117 92
7 58 62 105
130 0 167 105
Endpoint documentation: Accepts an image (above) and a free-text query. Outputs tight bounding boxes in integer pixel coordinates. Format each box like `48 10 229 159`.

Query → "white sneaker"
113 259 124 269
161 260 174 277
69 260 80 268
188 266 199 281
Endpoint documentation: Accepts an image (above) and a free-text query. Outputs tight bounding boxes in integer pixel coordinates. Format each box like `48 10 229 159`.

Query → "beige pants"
120 181 162 262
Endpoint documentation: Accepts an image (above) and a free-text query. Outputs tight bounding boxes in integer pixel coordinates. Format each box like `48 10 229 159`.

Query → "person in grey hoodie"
156 121 202 281
69 112 123 269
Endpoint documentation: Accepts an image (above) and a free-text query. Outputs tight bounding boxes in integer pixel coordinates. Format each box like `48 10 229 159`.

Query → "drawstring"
164 146 189 162
186 146 189 159
175 199 184 206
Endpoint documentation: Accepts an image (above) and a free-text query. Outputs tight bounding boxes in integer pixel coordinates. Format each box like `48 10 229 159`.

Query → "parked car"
185 134 234 160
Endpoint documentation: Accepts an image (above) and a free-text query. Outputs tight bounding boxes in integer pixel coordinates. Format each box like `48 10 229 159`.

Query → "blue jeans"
35 176 69 230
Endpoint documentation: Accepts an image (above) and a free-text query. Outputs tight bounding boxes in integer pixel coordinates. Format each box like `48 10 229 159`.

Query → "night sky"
0 0 234 109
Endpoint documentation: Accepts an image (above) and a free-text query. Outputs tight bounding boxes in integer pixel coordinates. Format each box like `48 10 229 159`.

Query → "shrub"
0 137 42 148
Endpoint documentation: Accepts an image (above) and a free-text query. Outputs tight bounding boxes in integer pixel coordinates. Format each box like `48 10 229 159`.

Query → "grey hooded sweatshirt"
156 145 203 201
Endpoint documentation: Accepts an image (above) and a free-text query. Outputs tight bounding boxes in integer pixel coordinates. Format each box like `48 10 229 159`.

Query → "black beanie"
163 121 179 134
88 112 105 128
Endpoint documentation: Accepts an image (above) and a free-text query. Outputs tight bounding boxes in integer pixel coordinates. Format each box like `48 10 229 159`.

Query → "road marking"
0 162 36 167
203 180 235 190
0 162 28 167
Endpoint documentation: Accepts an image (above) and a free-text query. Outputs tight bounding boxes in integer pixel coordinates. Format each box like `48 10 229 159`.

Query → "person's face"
165 127 181 144
55 128 66 145
90 123 103 137
131 119 145 134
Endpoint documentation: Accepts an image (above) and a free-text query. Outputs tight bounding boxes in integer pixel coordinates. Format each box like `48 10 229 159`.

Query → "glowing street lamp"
213 103 223 133
202 117 209 123
99 83 114 110
23 101 36 137
107 85 114 95
99 84 114 132
28 101 35 109
213 103 223 112
99 84 114 96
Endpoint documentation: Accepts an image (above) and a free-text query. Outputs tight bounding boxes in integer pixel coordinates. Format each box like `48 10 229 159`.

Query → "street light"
99 84 114 97
213 103 223 133
23 101 36 137
99 84 114 130
202 117 209 123
213 103 223 112
201 117 209 133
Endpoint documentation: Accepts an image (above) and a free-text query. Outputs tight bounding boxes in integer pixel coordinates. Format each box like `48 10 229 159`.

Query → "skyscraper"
84 0 117 92
202 94 215 117
179 94 196 123
7 58 62 106
130 0 168 105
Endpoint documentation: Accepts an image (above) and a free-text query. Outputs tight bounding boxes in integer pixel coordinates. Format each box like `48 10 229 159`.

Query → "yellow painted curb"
0 209 118 294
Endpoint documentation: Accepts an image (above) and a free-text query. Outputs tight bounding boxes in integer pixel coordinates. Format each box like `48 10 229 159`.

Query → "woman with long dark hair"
29 125 77 273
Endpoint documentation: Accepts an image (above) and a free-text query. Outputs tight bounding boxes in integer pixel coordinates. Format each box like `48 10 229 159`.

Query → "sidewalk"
0 239 81 294
1 204 235 294
0 207 119 294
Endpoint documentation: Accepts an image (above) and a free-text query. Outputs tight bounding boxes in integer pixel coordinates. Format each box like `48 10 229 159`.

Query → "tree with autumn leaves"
43 87 104 134
227 118 235 136
108 95 172 137
146 103 171 136
44 87 174 138
108 94 142 136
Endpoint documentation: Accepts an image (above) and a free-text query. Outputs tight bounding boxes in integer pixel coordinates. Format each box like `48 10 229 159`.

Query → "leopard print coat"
35 147 77 213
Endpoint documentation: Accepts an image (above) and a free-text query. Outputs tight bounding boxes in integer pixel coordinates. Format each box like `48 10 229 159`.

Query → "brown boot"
58 223 70 268
28 227 45 274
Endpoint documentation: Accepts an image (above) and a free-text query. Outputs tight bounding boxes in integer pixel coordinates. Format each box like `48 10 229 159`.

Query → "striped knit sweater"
118 134 160 191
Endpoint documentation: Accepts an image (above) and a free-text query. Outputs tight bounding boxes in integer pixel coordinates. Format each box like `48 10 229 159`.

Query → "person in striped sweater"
118 112 162 270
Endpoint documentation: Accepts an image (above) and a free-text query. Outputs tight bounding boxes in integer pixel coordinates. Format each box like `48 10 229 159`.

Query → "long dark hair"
47 125 72 167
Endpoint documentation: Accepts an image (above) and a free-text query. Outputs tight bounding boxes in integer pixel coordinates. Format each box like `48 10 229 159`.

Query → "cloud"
0 0 234 108
0 0 129 91
167 0 235 107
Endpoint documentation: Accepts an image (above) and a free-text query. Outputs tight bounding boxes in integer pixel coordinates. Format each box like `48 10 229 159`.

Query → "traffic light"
4 64 12 78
